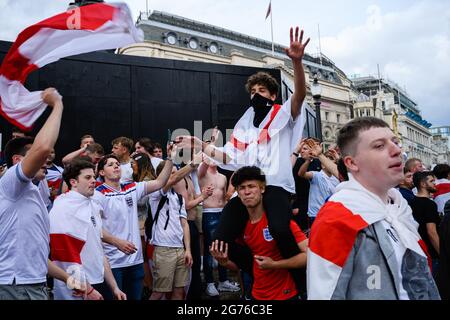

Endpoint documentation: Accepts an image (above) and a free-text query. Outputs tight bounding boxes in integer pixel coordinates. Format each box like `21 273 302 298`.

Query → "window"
209 42 218 54
188 38 198 50
166 32 177 45
325 112 329 121
336 114 341 123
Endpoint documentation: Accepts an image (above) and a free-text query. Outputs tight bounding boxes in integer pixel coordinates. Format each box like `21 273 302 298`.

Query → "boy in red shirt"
210 166 308 300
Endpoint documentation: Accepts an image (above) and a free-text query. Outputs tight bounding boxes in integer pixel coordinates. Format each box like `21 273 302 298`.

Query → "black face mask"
251 93 274 127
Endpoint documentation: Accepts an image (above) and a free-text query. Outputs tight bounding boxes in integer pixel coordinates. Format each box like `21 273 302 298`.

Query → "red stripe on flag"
50 233 85 264
433 183 450 199
309 201 369 268
418 239 433 272
231 134 249 152
0 3 116 82
257 104 281 143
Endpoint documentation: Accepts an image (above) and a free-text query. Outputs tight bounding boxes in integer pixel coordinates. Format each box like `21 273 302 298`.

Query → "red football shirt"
243 213 307 300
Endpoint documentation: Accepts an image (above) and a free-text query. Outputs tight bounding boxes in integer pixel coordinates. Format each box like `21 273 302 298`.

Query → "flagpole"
270 2 274 56
146 0 149 18
318 24 322 65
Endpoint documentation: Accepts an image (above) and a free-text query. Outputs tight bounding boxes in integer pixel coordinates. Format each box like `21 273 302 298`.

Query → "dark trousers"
186 220 202 300
213 186 303 290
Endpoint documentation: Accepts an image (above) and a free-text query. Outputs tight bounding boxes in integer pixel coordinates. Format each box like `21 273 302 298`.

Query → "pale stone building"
118 11 355 147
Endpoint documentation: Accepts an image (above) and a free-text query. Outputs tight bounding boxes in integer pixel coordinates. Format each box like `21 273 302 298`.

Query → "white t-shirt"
308 171 340 218
94 182 146 268
0 163 50 285
120 162 134 184
380 220 410 300
37 179 52 211
50 191 105 299
149 189 188 248
217 98 306 194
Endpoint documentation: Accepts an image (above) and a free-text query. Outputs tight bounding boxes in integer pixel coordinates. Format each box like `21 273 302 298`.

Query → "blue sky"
0 0 449 126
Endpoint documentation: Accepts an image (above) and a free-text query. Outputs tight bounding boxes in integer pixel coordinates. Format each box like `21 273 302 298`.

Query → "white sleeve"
0 163 31 200
179 197 188 220
136 181 147 200
92 191 107 210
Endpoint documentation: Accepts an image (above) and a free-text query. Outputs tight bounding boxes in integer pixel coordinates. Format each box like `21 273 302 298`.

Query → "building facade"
118 10 355 147
352 76 436 168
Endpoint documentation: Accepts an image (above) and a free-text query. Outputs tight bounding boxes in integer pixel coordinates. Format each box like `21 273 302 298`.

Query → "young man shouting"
307 117 440 300
210 166 308 300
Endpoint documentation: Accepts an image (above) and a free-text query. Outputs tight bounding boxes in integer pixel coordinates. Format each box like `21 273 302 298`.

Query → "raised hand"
285 27 310 62
209 240 229 266
310 142 323 158
175 135 202 151
41 87 62 107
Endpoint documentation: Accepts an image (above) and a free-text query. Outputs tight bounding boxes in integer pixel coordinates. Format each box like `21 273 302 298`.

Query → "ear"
260 183 266 194
12 154 22 165
70 178 77 189
270 94 277 102
343 155 358 173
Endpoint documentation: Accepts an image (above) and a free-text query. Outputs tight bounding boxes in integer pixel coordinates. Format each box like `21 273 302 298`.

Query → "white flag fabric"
0 2 143 130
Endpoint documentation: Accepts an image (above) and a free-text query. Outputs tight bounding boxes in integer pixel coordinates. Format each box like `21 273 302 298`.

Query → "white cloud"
0 0 448 126
318 1 450 125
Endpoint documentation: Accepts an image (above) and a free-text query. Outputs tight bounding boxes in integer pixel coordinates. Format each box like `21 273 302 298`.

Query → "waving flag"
265 1 272 20
0 2 143 131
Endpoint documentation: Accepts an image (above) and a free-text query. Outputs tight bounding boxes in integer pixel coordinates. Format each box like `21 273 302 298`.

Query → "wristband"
87 287 95 295
189 161 198 169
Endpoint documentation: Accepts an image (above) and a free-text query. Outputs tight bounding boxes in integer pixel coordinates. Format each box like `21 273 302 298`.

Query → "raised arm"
62 144 88 166
285 27 310 119
158 150 205 194
175 136 232 165
21 88 63 178
310 143 339 179
185 186 213 211
298 157 313 180
291 138 306 167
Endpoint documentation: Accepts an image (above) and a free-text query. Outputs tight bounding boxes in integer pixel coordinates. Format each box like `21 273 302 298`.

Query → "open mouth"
389 162 402 169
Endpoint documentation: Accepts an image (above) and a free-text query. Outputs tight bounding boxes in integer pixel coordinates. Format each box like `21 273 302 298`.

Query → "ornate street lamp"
311 75 323 141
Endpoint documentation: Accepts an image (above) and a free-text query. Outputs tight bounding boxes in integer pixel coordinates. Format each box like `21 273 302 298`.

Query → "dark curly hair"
63 159 95 190
231 166 266 188
245 72 279 97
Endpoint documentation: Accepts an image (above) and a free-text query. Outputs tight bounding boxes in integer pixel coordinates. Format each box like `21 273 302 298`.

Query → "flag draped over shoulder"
307 175 427 300
433 178 450 213
211 100 307 172
0 2 143 130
